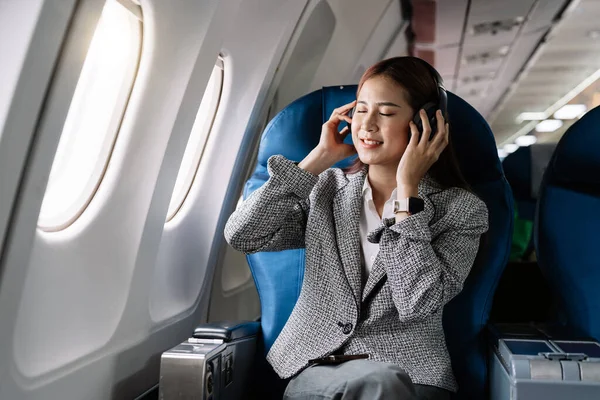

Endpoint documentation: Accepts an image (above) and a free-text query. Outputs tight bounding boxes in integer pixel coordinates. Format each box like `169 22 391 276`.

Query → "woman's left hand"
396 109 449 191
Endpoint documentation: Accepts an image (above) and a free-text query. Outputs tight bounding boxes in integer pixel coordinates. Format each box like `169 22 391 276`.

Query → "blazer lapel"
332 171 365 305
362 251 387 302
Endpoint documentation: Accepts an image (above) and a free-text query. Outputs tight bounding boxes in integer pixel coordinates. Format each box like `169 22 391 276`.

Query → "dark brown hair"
344 56 470 191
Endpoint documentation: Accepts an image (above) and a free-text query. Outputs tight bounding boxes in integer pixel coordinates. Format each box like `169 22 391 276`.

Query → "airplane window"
166 61 223 221
38 0 142 231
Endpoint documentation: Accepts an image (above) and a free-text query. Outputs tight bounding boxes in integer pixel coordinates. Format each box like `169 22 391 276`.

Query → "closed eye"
355 111 394 116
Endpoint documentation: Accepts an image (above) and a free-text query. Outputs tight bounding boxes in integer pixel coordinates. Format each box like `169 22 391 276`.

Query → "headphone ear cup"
413 102 438 141
410 113 423 140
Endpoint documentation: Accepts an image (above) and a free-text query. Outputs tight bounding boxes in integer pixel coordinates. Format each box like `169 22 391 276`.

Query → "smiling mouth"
361 139 383 145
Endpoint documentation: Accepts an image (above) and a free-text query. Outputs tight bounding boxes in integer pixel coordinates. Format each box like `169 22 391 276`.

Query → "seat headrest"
546 105 600 191
503 147 532 200
445 92 504 185
503 143 556 201
255 90 323 168
255 86 358 172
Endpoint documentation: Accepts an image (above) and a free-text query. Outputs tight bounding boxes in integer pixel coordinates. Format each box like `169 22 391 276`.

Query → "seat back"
503 143 556 259
503 143 556 218
441 93 512 399
244 86 512 399
535 106 600 341
503 146 534 220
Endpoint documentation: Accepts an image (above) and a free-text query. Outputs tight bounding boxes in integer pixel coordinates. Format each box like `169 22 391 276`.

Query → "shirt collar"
362 176 373 203
362 176 397 203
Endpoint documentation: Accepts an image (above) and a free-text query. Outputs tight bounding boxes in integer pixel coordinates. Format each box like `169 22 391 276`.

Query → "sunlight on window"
166 63 223 221
38 0 141 231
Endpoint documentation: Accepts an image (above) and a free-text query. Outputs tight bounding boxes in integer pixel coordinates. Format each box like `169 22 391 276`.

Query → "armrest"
160 321 261 399
193 320 260 342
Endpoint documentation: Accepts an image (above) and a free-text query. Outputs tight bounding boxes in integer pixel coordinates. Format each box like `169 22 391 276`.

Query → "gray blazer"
224 155 489 392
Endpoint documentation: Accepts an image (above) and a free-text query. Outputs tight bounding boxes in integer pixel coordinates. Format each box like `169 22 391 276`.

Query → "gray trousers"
283 360 451 400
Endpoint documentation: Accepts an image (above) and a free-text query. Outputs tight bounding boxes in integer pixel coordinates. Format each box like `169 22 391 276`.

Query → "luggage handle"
541 352 588 361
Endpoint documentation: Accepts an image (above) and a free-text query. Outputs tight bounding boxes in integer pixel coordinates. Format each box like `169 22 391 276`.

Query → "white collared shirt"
360 177 397 279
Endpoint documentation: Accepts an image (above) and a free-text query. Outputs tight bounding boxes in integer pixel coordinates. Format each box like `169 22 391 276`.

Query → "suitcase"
489 323 600 400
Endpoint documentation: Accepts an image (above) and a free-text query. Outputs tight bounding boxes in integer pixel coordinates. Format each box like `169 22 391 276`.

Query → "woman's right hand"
298 100 357 175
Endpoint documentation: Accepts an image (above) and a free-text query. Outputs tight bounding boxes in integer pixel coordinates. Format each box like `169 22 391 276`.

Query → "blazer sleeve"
224 154 319 254
374 188 489 323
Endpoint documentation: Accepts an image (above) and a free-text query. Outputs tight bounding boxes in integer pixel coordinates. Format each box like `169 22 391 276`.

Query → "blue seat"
244 85 513 399
535 106 600 341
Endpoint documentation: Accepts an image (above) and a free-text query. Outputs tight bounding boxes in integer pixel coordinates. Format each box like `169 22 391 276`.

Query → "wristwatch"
393 197 424 215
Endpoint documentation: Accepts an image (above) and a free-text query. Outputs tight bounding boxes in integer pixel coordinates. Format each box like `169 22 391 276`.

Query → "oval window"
166 61 224 221
38 0 142 231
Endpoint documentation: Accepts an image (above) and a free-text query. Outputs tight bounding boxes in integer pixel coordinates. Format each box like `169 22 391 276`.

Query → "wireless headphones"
348 60 448 141
411 84 448 141
349 85 447 140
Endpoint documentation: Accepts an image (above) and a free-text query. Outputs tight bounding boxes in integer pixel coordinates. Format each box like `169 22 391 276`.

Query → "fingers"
326 113 352 127
418 109 431 148
408 121 420 147
329 100 357 120
436 109 445 135
339 126 350 138
412 110 449 161
341 115 353 127
432 110 449 151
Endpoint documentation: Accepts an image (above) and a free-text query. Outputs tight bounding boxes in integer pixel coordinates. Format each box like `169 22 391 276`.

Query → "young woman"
225 57 489 400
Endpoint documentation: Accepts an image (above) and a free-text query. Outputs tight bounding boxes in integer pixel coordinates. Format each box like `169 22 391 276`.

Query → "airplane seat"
241 85 512 400
535 105 600 341
483 108 600 399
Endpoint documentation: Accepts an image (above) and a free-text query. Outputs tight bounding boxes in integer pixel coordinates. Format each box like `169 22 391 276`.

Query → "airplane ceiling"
487 0 600 145
412 0 586 146
328 0 599 146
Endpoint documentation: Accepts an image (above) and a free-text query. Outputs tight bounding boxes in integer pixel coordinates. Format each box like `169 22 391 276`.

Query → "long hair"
344 56 470 191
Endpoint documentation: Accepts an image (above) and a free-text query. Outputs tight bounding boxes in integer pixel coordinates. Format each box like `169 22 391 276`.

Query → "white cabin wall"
207 0 338 323
0 0 45 137
310 0 393 89
0 0 292 397
268 0 336 116
270 0 404 117
0 0 77 290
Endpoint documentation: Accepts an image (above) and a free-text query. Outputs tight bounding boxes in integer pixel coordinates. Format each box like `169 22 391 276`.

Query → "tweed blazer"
224 155 489 392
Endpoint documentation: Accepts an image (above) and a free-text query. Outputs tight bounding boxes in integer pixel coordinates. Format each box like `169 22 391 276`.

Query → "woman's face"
351 75 415 167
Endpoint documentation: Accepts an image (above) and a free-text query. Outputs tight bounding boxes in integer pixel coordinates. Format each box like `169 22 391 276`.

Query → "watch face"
408 197 425 214
393 199 407 214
